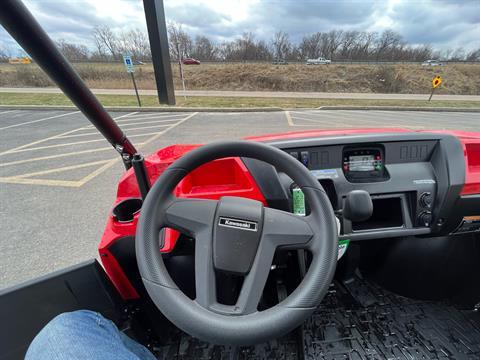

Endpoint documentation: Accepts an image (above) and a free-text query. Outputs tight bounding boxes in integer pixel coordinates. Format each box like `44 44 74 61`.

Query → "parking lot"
1 108 479 289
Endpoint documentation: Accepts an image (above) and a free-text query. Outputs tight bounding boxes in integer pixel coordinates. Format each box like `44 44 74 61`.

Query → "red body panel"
99 128 480 299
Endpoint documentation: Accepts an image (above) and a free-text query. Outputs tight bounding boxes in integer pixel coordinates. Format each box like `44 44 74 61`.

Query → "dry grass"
0 62 479 95
1 92 479 109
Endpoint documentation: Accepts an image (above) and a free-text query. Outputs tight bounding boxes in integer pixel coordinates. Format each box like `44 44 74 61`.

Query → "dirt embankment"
1 62 479 95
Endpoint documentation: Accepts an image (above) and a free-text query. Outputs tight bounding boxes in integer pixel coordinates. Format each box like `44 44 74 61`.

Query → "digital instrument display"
348 155 375 172
343 147 387 182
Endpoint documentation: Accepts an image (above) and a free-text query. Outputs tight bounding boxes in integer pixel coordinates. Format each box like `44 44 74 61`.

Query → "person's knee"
26 310 102 359
42 310 100 335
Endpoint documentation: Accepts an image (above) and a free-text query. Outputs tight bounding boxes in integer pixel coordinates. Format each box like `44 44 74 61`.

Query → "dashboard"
242 132 480 241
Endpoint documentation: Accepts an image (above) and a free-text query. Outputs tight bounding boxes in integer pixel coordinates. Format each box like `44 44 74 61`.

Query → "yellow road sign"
432 75 442 88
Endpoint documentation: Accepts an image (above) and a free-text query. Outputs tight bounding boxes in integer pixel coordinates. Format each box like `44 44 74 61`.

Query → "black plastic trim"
241 157 290 211
0 260 123 360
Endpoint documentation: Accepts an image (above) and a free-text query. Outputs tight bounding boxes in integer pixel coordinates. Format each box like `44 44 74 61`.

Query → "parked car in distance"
421 59 443 66
272 58 288 65
306 57 331 65
182 58 201 65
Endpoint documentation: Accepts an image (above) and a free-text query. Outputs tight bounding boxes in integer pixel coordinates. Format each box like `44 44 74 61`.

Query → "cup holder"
112 198 143 223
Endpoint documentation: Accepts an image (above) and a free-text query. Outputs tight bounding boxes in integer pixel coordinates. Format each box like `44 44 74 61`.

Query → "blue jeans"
25 310 157 360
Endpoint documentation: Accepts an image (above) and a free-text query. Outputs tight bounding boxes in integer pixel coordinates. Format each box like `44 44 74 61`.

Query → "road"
1 87 480 101
0 109 479 289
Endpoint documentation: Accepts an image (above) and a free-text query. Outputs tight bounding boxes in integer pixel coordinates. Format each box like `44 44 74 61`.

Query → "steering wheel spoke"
194 228 217 308
234 239 276 314
163 197 218 236
262 207 314 249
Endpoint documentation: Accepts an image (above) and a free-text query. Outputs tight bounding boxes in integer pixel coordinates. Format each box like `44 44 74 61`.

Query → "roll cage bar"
0 0 137 168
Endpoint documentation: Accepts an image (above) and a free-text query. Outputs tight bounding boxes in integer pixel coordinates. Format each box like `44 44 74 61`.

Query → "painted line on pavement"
0 111 80 131
8 160 112 179
0 111 137 157
74 112 199 187
0 112 197 187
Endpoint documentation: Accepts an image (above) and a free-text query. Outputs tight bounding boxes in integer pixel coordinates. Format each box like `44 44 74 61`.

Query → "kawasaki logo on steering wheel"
219 217 258 232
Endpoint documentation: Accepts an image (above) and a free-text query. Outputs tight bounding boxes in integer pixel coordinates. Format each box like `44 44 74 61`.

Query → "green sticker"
293 188 349 260
292 188 306 216
338 239 350 260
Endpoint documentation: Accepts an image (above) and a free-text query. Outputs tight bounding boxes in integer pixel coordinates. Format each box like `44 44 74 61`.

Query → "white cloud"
1 0 479 55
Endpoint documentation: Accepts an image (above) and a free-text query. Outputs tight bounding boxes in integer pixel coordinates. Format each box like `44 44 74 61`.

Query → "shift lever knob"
343 190 373 222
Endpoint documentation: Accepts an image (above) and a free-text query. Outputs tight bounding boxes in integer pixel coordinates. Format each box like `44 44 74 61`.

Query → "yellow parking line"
56 131 163 140
8 160 112 179
290 115 328 123
118 119 181 127
285 111 294 126
0 112 196 187
85 114 186 128
0 111 80 131
0 144 150 168
115 111 139 119
0 110 18 116
0 177 82 187
0 112 137 157
10 138 110 153
121 123 172 131
0 126 88 157
75 112 198 186
52 131 108 139
121 112 184 119
0 147 112 167
116 113 187 122
76 159 119 186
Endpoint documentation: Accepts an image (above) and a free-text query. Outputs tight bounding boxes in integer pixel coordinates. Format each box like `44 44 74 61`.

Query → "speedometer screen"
349 155 375 171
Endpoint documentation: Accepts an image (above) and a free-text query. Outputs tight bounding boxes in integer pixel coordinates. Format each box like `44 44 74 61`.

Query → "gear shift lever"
343 190 373 222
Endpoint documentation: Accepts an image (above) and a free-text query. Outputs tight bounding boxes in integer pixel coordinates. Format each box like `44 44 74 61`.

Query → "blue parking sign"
122 54 134 73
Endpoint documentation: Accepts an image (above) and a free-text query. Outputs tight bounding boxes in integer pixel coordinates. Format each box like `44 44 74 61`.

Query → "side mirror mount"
343 190 373 222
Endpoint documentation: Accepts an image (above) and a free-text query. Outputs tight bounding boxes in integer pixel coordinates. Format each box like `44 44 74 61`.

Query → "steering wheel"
136 140 338 345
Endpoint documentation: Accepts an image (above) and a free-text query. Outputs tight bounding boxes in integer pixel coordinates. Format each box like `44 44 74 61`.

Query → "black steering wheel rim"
136 140 338 345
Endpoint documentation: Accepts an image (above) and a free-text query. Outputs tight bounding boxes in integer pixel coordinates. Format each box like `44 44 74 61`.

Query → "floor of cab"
154 276 480 359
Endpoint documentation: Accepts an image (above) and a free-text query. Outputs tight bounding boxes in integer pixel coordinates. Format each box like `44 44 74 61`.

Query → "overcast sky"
1 0 479 55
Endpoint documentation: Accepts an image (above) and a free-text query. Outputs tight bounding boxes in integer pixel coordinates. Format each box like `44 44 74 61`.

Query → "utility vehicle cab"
1 1 480 359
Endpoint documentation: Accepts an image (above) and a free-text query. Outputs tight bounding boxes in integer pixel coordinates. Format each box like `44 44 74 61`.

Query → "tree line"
2 23 478 63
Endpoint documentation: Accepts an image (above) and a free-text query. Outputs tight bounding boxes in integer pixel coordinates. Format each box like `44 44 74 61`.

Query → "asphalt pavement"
1 109 479 289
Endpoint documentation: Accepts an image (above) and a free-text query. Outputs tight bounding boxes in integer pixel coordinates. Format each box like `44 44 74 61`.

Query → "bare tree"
449 47 466 61
375 30 403 60
339 31 360 59
192 35 217 60
86 25 474 63
167 21 193 61
56 39 89 61
466 48 480 61
118 29 151 60
325 30 343 59
299 32 322 59
271 31 291 60
0 46 11 62
92 25 119 59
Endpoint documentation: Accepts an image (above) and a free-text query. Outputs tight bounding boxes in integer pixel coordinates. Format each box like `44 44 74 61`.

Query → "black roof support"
143 0 176 105
0 0 137 168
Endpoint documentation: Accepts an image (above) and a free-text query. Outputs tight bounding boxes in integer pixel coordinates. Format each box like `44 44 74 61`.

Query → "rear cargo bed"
155 277 480 359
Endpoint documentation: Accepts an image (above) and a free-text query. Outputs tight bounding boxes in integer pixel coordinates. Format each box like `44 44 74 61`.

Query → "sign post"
122 54 141 107
428 75 442 101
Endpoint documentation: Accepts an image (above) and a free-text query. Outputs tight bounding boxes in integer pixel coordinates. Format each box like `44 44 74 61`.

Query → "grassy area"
0 92 479 109
1 62 479 95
